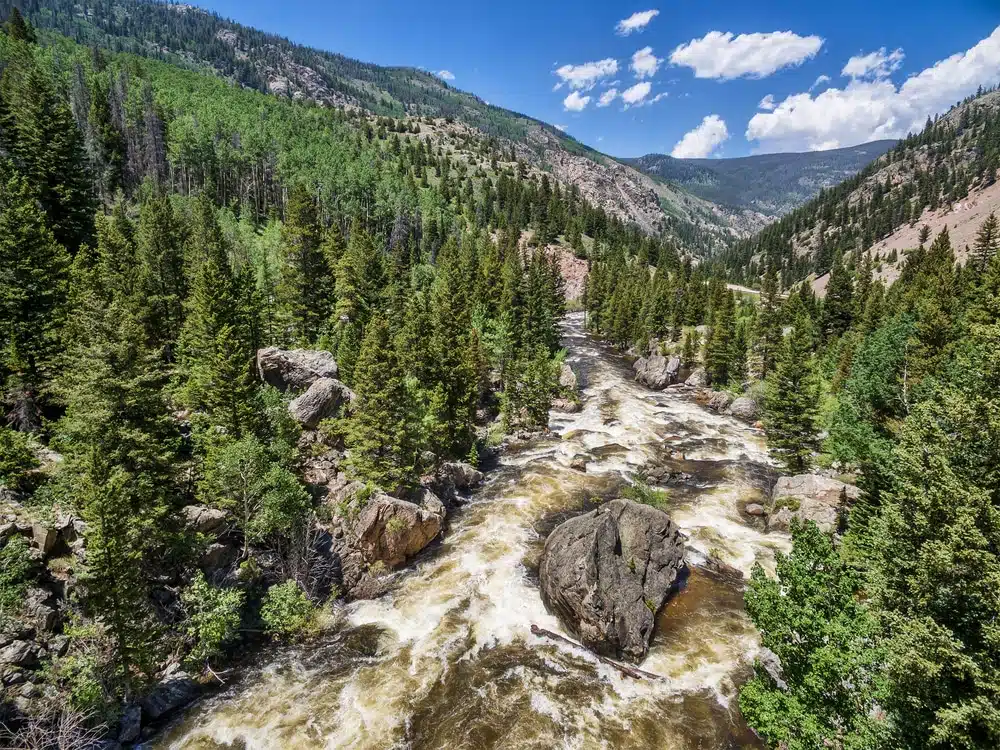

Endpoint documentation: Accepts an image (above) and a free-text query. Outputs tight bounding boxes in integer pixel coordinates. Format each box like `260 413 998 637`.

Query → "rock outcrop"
559 362 578 390
633 354 681 390
288 377 355 428
767 474 860 533
351 493 443 569
181 505 228 535
256 347 338 391
727 396 760 422
539 498 686 663
705 391 734 412
140 665 199 721
684 367 709 388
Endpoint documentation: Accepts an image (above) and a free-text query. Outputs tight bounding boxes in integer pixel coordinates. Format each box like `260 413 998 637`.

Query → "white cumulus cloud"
672 115 730 158
554 58 619 90
597 88 619 107
554 124 568 132
810 74 831 90
669 31 824 80
746 26 1000 152
842 47 905 80
563 91 591 111
759 94 777 111
631 46 662 79
437 70 455 81
616 10 659 36
621 81 652 107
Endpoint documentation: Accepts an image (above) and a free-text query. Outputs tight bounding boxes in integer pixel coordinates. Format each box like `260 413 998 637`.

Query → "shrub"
0 536 34 626
181 571 245 667
260 580 317 638
0 427 38 491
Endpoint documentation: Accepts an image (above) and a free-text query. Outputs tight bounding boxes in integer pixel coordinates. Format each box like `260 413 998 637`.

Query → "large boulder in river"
288 378 355 428
438 461 484 492
539 498 686 663
768 474 860 533
634 354 681 390
352 493 443 569
257 347 339 392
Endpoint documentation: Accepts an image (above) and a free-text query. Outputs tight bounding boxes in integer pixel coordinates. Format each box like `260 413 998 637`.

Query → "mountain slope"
7 0 752 251
626 141 896 217
722 88 1000 284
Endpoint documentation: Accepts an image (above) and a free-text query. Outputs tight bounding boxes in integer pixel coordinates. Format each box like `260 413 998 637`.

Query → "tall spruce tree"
345 316 416 490
0 160 70 424
764 314 820 472
277 184 335 345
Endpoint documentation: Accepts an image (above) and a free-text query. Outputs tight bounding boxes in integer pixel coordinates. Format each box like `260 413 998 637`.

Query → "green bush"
0 427 38 491
622 480 670 510
181 571 245 667
260 580 317 638
0 536 34 626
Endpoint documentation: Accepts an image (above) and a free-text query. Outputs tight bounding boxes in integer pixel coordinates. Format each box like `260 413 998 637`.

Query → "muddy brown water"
153 313 790 750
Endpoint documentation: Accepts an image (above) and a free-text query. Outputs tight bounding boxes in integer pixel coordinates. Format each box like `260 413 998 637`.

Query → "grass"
622 480 670 510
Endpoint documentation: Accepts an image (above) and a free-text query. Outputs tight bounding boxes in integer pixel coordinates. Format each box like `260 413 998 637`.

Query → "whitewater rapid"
155 313 790 750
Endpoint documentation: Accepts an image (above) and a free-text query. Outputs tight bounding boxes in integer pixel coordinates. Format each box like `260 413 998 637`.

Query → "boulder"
180 506 228 536
0 641 40 668
288 378 355 428
707 391 734 412
539 498 686 663
31 523 57 556
727 396 760 422
745 503 766 517
552 397 582 414
351 494 443 569
438 462 484 492
198 542 238 572
23 588 57 632
140 665 198 721
767 474 860 533
256 347 338 391
118 704 142 743
634 354 681 390
569 454 589 472
684 367 709 388
559 363 578 391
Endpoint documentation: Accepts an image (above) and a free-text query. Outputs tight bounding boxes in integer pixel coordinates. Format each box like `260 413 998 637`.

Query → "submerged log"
530 624 666 681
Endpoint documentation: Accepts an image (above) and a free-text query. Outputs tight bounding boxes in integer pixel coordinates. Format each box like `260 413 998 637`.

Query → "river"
154 312 791 750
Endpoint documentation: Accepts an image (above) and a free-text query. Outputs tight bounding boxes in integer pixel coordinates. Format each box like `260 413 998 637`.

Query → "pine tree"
0 43 95 251
971 211 998 275
176 193 256 434
0 160 70 418
764 314 820 472
134 189 186 358
345 316 416 491
757 266 782 377
822 253 854 340
58 302 176 699
3 8 36 43
277 184 335 345
705 290 735 386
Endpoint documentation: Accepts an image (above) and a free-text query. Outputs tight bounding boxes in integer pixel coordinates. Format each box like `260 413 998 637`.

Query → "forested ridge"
725 88 1000 283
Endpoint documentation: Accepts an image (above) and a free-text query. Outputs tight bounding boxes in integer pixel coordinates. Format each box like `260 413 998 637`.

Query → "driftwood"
530 625 666 681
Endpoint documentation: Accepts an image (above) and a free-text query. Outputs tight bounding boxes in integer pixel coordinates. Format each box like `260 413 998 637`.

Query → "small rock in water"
569 455 588 472
745 503 766 516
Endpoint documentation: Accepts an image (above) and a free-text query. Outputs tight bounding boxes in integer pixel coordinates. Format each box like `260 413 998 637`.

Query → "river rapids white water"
154 313 791 750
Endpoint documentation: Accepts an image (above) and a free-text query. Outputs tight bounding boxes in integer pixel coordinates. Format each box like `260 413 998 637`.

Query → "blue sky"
194 0 1000 159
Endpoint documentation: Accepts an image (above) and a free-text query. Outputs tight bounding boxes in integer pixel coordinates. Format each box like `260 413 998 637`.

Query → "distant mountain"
625 141 898 217
721 89 1000 284
6 0 755 253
